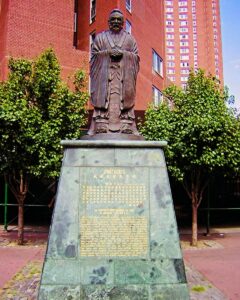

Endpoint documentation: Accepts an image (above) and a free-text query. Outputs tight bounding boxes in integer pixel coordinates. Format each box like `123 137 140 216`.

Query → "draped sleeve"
121 35 140 110
90 32 111 109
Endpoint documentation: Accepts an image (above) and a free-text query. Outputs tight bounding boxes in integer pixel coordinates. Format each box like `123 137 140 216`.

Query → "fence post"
4 183 8 231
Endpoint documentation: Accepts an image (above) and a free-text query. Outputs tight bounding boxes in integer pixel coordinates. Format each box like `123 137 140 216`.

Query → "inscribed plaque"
79 167 149 258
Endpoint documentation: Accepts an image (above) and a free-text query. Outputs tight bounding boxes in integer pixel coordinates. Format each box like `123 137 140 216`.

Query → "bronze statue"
87 9 142 138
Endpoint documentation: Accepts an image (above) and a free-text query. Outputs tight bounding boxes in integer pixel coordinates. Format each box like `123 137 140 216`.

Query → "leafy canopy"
141 69 240 182
0 49 88 178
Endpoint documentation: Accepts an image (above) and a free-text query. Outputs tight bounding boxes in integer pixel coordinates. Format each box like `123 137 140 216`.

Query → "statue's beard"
110 25 123 33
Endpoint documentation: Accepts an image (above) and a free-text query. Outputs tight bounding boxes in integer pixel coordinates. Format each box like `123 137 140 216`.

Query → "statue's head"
108 9 124 33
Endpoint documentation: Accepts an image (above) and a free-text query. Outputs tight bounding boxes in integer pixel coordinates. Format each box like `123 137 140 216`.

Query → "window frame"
90 0 96 23
126 0 132 12
152 50 163 77
126 19 132 34
152 86 163 106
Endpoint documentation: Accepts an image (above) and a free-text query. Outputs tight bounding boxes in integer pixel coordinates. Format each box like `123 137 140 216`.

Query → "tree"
0 49 88 244
141 70 240 246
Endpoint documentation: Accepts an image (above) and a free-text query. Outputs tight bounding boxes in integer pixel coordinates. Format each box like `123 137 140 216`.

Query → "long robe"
90 29 139 111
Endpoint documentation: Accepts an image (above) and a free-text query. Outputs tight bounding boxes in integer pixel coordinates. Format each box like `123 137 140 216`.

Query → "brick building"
0 0 88 82
164 0 223 88
0 0 224 109
0 0 165 115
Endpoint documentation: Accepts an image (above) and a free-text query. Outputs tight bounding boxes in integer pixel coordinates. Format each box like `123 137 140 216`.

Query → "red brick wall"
0 0 88 81
130 0 165 110
0 0 10 80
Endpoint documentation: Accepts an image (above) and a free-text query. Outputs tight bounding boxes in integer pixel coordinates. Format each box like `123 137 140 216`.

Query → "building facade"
164 0 223 88
0 1 224 109
0 0 88 82
0 0 165 114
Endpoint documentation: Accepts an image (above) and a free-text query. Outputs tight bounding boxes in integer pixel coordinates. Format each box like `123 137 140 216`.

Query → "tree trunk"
183 171 209 248
191 203 198 246
5 172 29 245
17 173 28 245
18 202 24 245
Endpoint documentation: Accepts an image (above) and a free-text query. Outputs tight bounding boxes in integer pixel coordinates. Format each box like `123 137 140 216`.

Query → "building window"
167 61 175 67
167 48 175 53
180 55 189 60
180 41 189 46
168 76 176 82
167 69 175 74
179 1 187 6
181 69 189 74
179 27 188 32
181 76 188 82
167 55 175 60
166 34 174 39
167 41 174 46
152 50 163 76
73 0 78 48
179 14 187 19
90 0 96 23
179 8 188 13
182 83 187 89
180 34 189 39
89 31 96 60
126 19 131 33
126 0 131 12
180 48 189 53
89 32 96 50
180 21 188 26
180 62 189 67
152 86 163 106
166 14 173 19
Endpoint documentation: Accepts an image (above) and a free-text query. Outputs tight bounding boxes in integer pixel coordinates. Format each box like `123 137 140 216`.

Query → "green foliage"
191 285 207 293
0 48 88 178
141 69 240 199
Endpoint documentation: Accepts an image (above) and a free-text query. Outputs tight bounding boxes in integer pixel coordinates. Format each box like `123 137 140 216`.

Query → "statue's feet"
95 122 108 134
120 123 133 134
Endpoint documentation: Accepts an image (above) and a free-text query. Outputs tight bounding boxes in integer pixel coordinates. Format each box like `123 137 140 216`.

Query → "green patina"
39 141 189 299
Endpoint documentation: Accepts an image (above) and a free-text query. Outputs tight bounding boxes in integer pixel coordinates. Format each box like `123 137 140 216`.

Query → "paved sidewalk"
183 232 240 300
0 246 45 288
0 226 239 299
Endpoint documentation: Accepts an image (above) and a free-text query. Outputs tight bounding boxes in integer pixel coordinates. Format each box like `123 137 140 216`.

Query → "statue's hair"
109 8 124 17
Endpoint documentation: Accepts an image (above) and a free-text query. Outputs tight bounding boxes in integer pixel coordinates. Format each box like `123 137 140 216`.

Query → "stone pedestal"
38 140 189 300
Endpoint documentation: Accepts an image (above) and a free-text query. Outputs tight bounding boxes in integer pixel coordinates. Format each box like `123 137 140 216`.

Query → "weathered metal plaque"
79 167 149 257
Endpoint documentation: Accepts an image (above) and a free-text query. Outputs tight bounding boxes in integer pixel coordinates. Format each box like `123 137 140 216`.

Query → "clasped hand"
109 47 123 58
